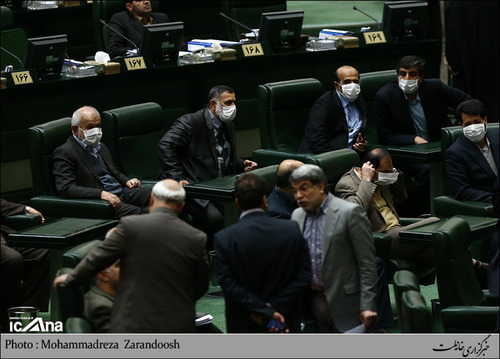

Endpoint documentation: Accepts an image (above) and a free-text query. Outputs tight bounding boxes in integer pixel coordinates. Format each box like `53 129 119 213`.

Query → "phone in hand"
267 318 286 333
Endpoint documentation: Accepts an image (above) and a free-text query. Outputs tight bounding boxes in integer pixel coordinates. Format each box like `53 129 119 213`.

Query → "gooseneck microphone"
219 12 259 40
353 6 381 30
1 46 25 70
99 19 139 54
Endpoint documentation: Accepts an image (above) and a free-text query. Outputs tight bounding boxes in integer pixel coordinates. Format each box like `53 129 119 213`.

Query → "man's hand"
360 310 378 330
268 311 289 333
179 180 190 186
101 191 122 210
352 133 368 153
243 160 258 172
53 274 69 290
125 178 141 188
28 207 45 223
360 161 376 182
414 136 428 144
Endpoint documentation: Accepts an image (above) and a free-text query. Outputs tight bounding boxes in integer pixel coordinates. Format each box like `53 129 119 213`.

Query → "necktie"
215 127 229 175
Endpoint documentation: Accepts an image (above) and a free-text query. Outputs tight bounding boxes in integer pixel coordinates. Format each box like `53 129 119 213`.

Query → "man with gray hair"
290 164 378 332
158 85 258 247
54 179 209 332
52 105 152 218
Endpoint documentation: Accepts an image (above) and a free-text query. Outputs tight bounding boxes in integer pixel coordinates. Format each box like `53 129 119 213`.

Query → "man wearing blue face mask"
157 85 258 248
445 99 499 204
53 106 152 218
335 148 437 265
299 65 368 155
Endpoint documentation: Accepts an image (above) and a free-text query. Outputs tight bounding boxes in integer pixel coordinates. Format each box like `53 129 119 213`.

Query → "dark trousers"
399 163 430 216
1 241 50 332
115 185 152 218
183 199 224 250
373 256 394 330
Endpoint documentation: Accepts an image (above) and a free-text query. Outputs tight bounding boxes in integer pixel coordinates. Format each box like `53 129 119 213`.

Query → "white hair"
152 181 186 204
71 106 99 126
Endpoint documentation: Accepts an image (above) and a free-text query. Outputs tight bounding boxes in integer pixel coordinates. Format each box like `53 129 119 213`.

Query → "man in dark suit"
267 159 304 219
299 65 368 155
445 99 499 204
375 55 471 215
1 199 49 332
52 106 151 219
290 165 378 332
158 85 258 246
108 0 169 58
214 174 311 333
53 179 209 333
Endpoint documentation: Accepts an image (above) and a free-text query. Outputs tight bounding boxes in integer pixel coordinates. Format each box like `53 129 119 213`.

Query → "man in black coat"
214 174 311 333
52 106 151 219
108 0 169 58
299 65 368 155
157 85 258 246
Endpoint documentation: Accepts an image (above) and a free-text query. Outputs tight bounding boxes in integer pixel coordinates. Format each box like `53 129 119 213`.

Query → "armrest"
252 149 312 167
63 239 103 268
30 196 115 219
441 306 499 332
373 232 392 260
434 195 494 217
3 214 43 231
400 217 423 226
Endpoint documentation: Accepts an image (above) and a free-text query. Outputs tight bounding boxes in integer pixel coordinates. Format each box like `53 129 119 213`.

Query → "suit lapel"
322 197 340 262
332 91 349 132
204 109 220 167
487 131 499 170
69 137 101 182
462 136 497 177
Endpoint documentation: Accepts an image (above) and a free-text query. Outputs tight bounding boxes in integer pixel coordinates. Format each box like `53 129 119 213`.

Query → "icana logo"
10 317 63 332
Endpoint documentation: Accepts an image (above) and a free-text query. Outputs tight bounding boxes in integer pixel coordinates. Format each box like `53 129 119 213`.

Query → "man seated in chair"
267 159 304 219
53 106 152 219
84 260 120 333
157 85 258 248
299 65 368 156
335 148 437 267
108 0 169 58
445 99 499 205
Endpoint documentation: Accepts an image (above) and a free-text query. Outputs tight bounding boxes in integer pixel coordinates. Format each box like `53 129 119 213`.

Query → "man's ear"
97 271 108 282
149 194 155 208
319 181 326 194
125 3 133 13
71 125 79 137
235 198 243 211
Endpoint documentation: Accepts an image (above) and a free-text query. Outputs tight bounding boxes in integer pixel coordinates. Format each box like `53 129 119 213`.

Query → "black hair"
455 99 487 124
234 173 268 211
207 85 235 105
396 55 425 76
362 147 391 169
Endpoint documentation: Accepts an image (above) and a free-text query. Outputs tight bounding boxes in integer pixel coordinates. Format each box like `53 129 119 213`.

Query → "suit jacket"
1 199 25 244
445 129 499 203
157 108 244 183
375 79 471 145
266 187 298 220
83 285 114 333
107 11 169 58
214 211 311 333
335 168 407 233
52 137 130 199
291 195 377 332
67 207 209 333
299 90 367 153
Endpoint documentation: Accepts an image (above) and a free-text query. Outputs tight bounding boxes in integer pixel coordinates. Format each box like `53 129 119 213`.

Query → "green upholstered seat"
1 6 27 71
434 123 499 217
432 217 498 332
2 214 42 231
101 102 170 185
253 78 324 167
401 290 433 333
221 1 286 41
393 270 421 329
63 239 102 268
28 118 114 219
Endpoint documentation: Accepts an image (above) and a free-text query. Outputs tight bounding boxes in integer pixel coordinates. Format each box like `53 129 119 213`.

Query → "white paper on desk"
345 323 366 333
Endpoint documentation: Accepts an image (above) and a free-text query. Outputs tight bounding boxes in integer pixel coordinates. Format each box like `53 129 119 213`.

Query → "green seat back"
1 7 27 71
432 217 485 309
101 102 169 181
359 69 397 145
55 267 88 324
1 5 13 29
63 239 102 268
401 290 433 333
258 78 324 152
221 1 287 41
392 270 420 328
28 118 72 196
236 164 279 194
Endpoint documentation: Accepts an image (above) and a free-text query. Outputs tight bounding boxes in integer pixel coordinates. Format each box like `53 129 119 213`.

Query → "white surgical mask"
80 127 102 147
462 123 486 143
215 102 237 123
375 171 399 186
398 78 419 94
340 83 361 102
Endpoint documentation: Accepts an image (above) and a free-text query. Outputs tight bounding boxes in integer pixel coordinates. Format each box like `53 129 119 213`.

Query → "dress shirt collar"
404 91 421 104
208 109 223 130
307 192 333 218
72 133 101 155
239 208 265 220
336 89 351 109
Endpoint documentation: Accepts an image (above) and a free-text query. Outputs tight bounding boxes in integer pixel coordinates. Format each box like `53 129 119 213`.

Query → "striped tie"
215 127 230 176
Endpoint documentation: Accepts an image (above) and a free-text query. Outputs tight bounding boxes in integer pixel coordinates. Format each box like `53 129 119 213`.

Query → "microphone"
1 46 24 70
99 19 139 55
353 6 381 30
219 12 259 40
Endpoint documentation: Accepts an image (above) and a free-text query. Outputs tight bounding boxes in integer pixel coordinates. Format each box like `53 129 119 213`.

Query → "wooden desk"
7 217 117 321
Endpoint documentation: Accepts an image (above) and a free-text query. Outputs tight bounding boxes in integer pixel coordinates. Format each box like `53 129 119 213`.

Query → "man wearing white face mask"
445 99 499 204
335 148 437 265
53 106 152 218
158 85 258 248
299 65 368 155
